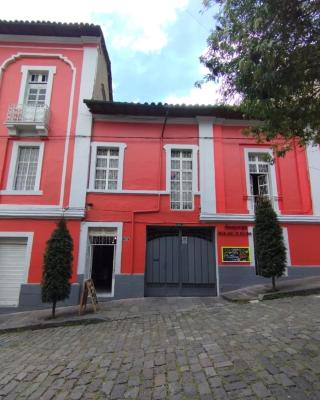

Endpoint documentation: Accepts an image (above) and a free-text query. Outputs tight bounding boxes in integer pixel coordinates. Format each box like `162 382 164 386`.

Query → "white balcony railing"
6 104 50 136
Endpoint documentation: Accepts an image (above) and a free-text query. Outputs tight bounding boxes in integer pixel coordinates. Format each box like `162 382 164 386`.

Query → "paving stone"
154 374 166 386
0 297 319 399
251 382 272 398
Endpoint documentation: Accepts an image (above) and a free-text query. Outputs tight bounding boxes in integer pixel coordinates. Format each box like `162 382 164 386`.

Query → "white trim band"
201 212 320 223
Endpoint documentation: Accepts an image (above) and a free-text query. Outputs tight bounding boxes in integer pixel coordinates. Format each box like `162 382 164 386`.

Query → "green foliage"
200 0 320 150
41 219 73 316
254 197 286 283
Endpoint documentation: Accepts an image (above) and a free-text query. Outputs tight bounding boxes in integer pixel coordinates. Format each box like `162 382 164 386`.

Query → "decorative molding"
201 212 320 223
92 114 258 126
0 190 43 195
0 34 99 45
69 47 99 209
247 226 255 267
214 229 220 296
197 117 216 214
88 189 169 195
0 205 84 218
306 144 320 215
0 52 77 209
282 227 291 276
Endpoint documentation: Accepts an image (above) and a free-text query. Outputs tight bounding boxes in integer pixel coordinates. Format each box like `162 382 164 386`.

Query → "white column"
306 144 320 215
248 226 255 267
197 117 216 214
69 47 98 209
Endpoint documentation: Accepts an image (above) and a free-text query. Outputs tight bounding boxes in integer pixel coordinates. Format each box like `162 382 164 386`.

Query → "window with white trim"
25 72 48 107
247 152 272 210
18 66 56 108
89 143 126 192
94 147 119 190
170 149 193 210
13 146 40 191
3 142 45 194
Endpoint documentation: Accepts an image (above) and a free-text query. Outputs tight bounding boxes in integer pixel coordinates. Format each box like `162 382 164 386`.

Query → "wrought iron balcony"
5 104 50 136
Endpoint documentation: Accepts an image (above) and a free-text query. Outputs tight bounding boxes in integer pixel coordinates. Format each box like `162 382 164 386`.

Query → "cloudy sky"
2 0 223 105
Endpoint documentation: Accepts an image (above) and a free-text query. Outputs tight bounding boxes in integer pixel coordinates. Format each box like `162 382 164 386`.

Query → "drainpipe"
130 110 169 274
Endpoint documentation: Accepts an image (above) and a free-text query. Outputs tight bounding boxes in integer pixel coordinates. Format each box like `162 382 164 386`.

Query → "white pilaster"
248 226 255 267
69 47 98 209
197 117 216 214
306 144 320 215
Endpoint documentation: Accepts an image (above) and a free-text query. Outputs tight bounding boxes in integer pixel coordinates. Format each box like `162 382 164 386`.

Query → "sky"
1 0 224 105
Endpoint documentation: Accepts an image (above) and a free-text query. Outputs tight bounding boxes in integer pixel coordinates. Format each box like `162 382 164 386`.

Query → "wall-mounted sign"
218 225 251 236
222 247 250 263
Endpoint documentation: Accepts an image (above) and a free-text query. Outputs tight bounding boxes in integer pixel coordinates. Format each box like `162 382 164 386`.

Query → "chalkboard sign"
79 279 99 315
222 247 250 263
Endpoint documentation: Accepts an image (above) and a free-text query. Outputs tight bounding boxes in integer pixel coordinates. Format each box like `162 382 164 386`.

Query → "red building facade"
79 102 320 299
0 21 112 306
1 21 320 307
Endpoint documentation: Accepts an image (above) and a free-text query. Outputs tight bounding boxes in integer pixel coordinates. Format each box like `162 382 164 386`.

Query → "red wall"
0 219 80 283
0 44 86 206
87 119 318 276
214 125 312 215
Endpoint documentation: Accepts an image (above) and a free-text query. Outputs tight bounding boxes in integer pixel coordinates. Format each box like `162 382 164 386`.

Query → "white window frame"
89 142 127 192
18 66 56 106
164 144 199 211
77 221 123 298
1 141 45 195
244 148 280 214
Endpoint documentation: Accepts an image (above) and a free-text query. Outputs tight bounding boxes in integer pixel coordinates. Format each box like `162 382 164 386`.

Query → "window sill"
0 190 43 196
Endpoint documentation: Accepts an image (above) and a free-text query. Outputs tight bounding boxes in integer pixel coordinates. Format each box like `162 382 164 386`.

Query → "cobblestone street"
0 296 320 399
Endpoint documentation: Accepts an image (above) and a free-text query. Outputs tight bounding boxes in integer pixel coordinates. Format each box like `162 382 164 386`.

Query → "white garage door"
0 238 28 306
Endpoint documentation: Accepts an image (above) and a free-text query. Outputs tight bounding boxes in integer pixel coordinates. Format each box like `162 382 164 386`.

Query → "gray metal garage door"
145 227 216 296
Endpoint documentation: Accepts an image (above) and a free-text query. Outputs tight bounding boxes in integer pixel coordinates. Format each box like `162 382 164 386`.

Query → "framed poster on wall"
222 247 250 263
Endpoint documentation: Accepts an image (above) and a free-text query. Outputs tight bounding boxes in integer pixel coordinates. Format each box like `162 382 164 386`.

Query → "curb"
259 287 320 301
0 317 109 334
222 288 320 303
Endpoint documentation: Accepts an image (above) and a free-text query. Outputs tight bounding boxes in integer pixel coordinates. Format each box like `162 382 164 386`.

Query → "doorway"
88 232 117 296
145 226 216 297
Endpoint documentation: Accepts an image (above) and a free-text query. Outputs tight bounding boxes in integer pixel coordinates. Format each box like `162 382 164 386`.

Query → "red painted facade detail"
1 22 320 306
0 24 110 305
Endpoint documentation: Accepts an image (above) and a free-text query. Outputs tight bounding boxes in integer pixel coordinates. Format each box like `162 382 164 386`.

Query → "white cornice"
93 115 196 125
0 206 85 219
92 114 257 126
0 34 99 45
200 212 320 224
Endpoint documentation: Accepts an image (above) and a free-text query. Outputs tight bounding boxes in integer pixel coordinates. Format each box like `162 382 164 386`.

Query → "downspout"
130 110 169 274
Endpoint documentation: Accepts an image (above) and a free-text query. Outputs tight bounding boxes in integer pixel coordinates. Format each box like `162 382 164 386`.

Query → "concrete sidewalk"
1 276 319 333
222 275 320 302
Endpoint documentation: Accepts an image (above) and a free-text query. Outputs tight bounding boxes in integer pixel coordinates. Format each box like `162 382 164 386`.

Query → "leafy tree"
254 197 286 290
199 0 320 152
41 219 73 318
